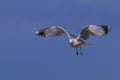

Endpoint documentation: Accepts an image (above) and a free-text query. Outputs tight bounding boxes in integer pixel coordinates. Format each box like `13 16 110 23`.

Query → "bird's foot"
76 51 79 56
80 52 82 56
80 46 82 56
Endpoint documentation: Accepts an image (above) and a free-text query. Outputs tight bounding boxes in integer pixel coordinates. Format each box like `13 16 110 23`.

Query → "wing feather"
35 26 71 39
77 25 110 40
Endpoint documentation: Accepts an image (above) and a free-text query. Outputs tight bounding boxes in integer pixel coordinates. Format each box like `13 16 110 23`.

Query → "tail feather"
81 42 90 46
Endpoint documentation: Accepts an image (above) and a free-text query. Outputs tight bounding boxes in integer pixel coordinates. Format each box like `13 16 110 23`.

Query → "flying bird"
35 25 110 56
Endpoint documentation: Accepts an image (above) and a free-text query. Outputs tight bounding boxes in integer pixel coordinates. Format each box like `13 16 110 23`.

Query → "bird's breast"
69 40 81 47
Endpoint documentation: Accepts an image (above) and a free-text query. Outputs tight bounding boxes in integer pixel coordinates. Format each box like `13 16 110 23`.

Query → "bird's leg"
80 46 82 56
76 47 79 56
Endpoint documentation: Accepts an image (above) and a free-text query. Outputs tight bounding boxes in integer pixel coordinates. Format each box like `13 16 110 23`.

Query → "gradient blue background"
1 0 120 80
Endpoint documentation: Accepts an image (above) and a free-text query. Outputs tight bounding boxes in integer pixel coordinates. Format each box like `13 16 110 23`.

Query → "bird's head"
69 39 74 47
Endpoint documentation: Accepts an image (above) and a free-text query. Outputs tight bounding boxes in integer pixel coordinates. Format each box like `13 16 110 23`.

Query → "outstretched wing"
35 26 71 39
77 25 110 40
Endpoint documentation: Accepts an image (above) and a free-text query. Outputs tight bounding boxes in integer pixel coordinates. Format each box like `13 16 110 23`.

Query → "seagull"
35 25 110 56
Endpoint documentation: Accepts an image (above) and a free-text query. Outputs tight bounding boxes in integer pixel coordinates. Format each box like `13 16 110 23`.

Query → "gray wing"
77 25 111 40
35 26 71 39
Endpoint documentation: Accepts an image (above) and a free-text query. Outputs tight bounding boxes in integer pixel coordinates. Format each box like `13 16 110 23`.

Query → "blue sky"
1 0 120 80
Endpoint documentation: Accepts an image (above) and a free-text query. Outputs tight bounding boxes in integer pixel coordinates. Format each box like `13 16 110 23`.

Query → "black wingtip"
35 31 46 37
99 25 111 35
102 25 111 34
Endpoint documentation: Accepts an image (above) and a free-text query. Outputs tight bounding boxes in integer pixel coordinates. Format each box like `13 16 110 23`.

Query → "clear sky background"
1 0 120 80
